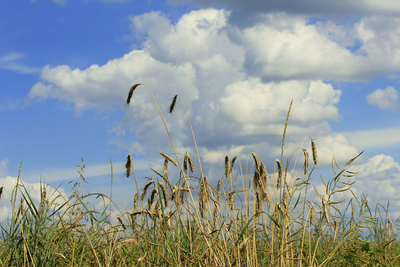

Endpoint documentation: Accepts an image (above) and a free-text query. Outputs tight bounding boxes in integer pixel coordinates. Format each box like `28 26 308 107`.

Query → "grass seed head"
225 155 229 179
117 216 126 229
302 148 309 175
125 154 133 178
126 83 140 105
142 180 154 201
276 159 282 188
160 151 177 167
169 95 178 113
311 138 318 165
229 156 237 175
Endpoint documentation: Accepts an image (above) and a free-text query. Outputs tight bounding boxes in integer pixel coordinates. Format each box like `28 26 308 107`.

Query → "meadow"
0 83 398 266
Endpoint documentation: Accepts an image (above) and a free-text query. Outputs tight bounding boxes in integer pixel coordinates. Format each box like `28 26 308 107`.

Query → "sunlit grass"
0 83 398 266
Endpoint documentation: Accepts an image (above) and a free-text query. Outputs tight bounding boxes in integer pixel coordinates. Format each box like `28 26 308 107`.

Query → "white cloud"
220 79 341 132
340 127 400 150
366 86 399 111
350 155 400 211
29 8 389 187
0 53 40 74
167 0 400 19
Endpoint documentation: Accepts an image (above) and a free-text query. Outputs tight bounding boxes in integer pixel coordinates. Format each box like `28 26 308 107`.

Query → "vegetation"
0 83 399 266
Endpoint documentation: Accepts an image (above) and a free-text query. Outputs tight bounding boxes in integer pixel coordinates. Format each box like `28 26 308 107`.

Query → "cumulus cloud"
30 8 389 185
341 127 400 150
350 154 400 217
168 0 400 25
366 86 399 111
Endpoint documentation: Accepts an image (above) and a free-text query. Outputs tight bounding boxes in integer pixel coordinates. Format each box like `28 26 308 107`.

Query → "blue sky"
1 0 400 222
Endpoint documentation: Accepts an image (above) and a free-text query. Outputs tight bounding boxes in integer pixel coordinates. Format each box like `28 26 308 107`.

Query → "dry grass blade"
126 83 140 105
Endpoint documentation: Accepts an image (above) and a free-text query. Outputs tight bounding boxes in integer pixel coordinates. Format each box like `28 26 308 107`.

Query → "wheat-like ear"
281 99 293 154
216 180 221 203
149 188 158 208
169 95 178 113
126 84 140 105
311 138 318 165
275 159 282 188
199 176 208 218
39 186 47 215
163 159 169 185
117 216 126 230
230 156 237 175
388 218 393 239
159 182 168 208
141 181 154 201
125 154 134 178
251 152 261 170
0 187 3 201
333 218 339 241
160 151 177 167
225 156 229 179
133 192 139 210
20 198 24 217
302 149 309 175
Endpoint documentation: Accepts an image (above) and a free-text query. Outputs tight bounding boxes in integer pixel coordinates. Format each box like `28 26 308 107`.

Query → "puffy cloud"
340 127 400 150
220 79 341 131
350 155 400 216
29 50 198 115
30 8 385 185
167 0 400 23
366 86 399 111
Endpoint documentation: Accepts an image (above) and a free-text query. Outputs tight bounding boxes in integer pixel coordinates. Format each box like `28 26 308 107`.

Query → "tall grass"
0 83 398 266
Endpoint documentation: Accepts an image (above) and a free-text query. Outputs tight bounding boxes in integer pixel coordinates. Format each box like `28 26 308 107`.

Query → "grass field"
0 84 398 266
